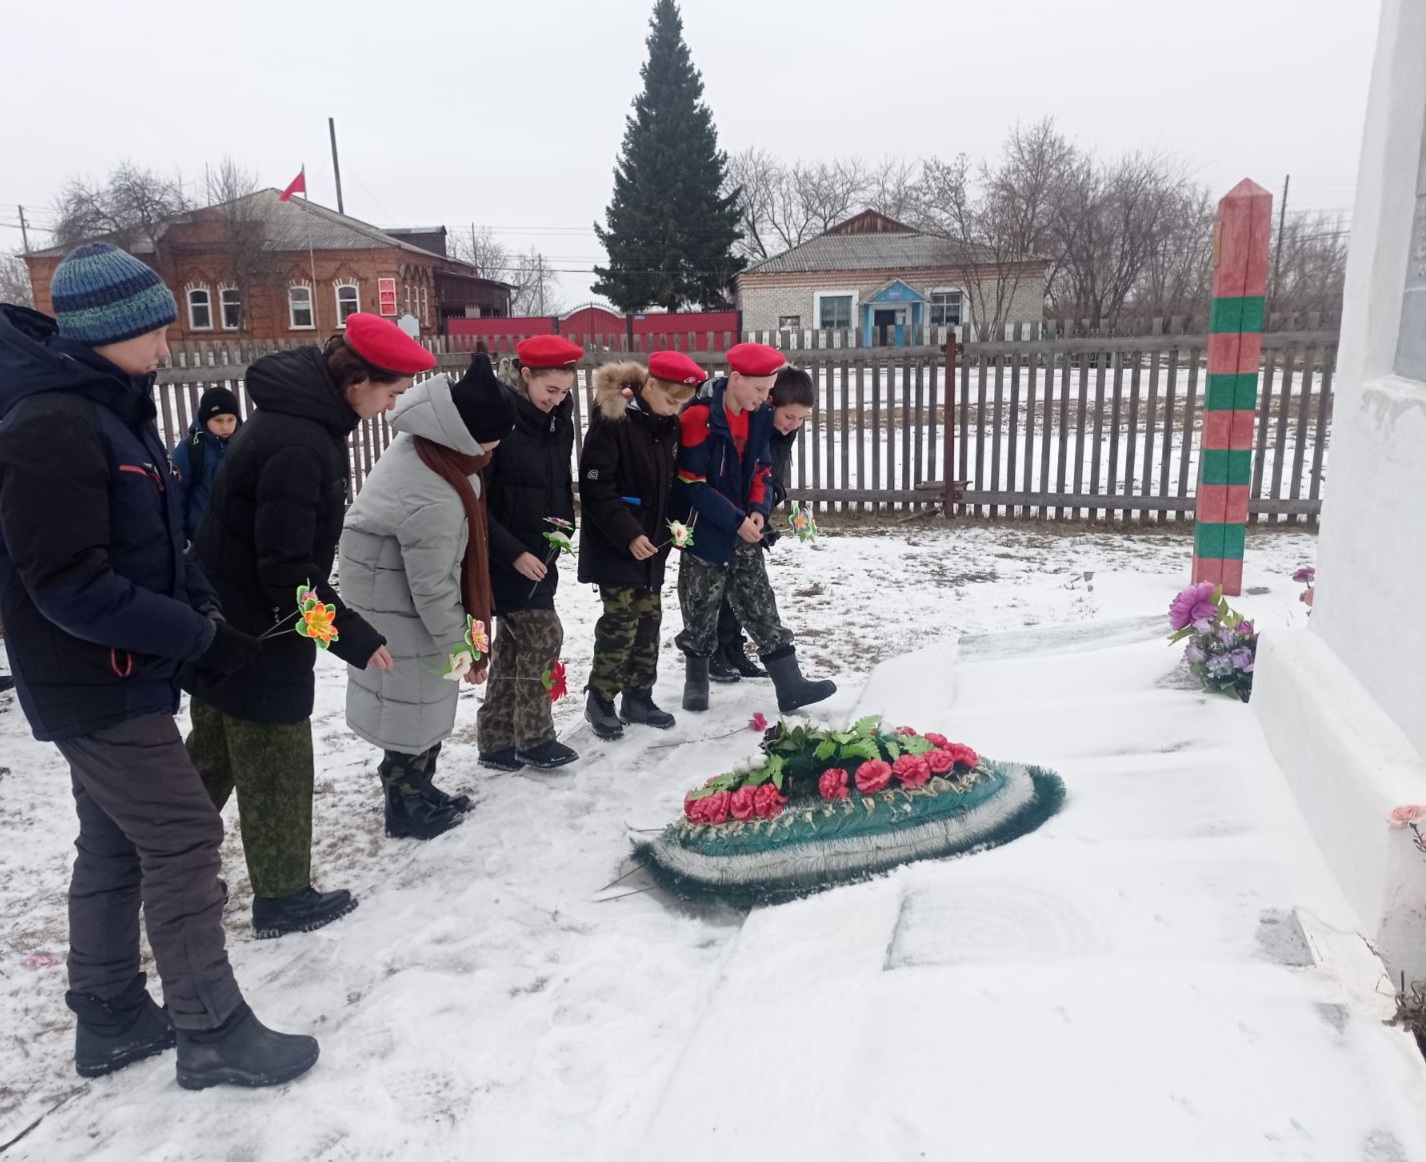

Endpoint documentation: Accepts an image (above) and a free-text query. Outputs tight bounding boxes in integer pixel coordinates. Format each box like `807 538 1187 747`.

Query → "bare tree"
1 251 34 306
1270 212 1349 318
52 162 188 259
725 149 874 261
451 230 563 316
202 158 275 330
865 156 922 221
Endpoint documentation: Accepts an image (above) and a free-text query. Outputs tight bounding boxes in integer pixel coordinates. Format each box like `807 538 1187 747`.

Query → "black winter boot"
68 973 175 1078
708 648 741 684
175 1004 319 1090
725 638 768 679
252 887 357 940
385 786 465 841
478 748 525 772
516 739 579 769
620 691 676 730
585 691 624 740
763 647 837 713
683 654 711 712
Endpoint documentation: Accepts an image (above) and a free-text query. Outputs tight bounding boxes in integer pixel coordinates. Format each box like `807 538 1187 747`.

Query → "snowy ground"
3 520 1422 1160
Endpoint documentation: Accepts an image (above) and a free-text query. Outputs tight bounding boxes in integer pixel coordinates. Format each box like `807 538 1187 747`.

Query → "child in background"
477 336 582 771
711 365 816 682
171 387 242 545
578 351 703 740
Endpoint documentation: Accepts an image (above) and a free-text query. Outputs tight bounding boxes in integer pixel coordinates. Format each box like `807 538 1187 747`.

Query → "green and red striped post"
1194 179 1273 596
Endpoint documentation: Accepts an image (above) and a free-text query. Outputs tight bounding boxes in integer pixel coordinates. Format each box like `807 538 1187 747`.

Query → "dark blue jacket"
676 377 774 566
171 418 238 544
0 305 217 741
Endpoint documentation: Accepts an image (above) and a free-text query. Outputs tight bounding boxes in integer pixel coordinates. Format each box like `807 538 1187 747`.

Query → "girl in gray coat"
340 354 516 840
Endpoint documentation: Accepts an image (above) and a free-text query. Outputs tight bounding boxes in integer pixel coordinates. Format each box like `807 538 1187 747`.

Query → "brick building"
736 210 1046 344
24 191 513 342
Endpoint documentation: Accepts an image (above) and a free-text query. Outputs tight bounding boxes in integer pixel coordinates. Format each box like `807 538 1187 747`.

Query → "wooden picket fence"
154 328 1336 523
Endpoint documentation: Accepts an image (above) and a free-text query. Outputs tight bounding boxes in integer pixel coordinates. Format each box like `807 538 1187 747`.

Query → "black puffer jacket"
0 305 217 741
190 346 383 723
577 362 681 591
484 380 575 615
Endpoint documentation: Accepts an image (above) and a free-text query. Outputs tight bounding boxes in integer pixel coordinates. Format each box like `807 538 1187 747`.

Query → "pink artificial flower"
702 791 732 825
684 795 703 822
819 768 850 800
892 753 932 789
1169 582 1218 631
923 732 950 749
897 725 918 737
855 760 894 794
730 786 758 822
925 749 956 775
753 783 787 819
748 712 769 732
947 744 979 771
1388 805 1426 830
1292 566 1316 585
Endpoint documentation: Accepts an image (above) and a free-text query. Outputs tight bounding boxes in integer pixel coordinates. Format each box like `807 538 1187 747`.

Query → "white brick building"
736 211 1046 343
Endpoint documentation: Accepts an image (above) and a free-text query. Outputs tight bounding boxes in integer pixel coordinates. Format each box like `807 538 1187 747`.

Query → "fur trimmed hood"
592 361 648 421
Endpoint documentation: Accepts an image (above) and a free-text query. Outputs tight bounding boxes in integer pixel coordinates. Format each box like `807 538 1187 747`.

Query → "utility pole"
1270 174 1289 309
328 117 345 215
17 206 30 254
537 252 545 315
470 222 478 272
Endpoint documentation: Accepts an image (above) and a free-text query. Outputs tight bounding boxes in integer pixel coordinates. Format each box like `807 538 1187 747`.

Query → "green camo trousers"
588 586 663 700
379 742 442 796
675 541 794 659
186 700 314 899
477 608 563 752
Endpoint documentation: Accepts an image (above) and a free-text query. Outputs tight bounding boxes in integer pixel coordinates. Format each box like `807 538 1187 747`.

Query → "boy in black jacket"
478 336 582 771
577 353 702 739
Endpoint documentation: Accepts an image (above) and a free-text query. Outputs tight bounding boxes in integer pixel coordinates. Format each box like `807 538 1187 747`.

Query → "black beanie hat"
198 387 241 423
451 354 517 446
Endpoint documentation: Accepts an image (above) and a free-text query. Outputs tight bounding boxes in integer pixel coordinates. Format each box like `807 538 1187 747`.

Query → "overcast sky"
3 0 1380 306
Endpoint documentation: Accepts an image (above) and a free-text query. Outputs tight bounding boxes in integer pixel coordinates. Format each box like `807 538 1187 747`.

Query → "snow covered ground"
3 520 1422 1160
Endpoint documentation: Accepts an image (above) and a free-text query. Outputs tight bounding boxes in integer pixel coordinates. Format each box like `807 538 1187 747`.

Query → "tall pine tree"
593 0 745 312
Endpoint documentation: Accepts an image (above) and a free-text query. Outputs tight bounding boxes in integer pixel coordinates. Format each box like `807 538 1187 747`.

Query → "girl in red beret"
187 314 432 937
476 336 583 771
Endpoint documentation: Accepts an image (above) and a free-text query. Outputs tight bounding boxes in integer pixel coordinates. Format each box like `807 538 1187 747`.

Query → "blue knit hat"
51 242 177 346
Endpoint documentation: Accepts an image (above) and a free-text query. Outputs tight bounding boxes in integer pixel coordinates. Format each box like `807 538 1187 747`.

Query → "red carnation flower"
702 790 732 825
748 712 768 732
897 725 918 737
925 748 956 775
753 783 787 819
855 759 894 794
819 768 850 800
947 744 979 770
684 795 704 822
924 732 950 749
892 753 932 789
730 786 758 822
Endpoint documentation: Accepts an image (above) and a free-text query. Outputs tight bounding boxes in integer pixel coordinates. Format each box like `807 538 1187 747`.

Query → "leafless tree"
1270 212 1349 318
202 158 276 330
451 229 563 316
1 251 34 306
52 162 189 259
725 150 873 261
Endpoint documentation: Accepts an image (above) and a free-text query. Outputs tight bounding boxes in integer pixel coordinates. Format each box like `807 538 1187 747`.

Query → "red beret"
647 350 706 386
725 342 786 378
342 313 437 375
517 335 584 369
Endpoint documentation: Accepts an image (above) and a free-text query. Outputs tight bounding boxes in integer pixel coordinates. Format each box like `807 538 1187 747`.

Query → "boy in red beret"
577 352 702 739
477 336 583 770
674 343 836 714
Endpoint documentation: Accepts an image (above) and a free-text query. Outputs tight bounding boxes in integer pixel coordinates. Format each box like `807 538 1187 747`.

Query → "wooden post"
942 335 959 516
1194 179 1273 595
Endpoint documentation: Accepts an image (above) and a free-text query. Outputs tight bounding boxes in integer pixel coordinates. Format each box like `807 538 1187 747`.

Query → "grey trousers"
55 713 244 1031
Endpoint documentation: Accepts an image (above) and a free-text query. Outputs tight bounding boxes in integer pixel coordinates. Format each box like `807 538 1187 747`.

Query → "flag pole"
302 164 320 333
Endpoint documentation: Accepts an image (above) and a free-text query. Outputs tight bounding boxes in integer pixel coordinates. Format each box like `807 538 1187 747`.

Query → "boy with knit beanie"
0 242 320 1089
171 385 243 544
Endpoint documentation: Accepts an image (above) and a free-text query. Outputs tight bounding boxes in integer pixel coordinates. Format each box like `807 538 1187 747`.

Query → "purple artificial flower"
1230 647 1256 674
1217 626 1238 647
1184 641 1207 665
1169 583 1219 632
1292 566 1316 585
1237 620 1255 638
1193 618 1215 635
1206 654 1234 677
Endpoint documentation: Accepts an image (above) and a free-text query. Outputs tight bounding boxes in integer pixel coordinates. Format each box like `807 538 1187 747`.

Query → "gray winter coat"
340 375 489 754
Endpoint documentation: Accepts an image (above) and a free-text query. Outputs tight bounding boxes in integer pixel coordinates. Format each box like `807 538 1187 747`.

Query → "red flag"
278 170 306 202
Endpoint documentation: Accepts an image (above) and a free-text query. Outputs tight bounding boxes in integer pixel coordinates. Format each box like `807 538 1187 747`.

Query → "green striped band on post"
1209 295 1266 336
1204 373 1260 411
1200 449 1253 486
1195 522 1247 561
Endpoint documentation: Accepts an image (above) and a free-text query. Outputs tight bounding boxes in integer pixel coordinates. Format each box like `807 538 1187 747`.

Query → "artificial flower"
296 598 339 649
855 760 894 794
1388 805 1426 829
789 503 818 543
923 732 950 749
730 786 758 822
542 661 568 703
1169 582 1218 632
702 791 732 825
1229 647 1256 674
1292 566 1316 585
946 744 979 770
466 616 489 655
667 520 695 550
442 649 475 682
753 783 788 819
748 712 768 732
897 725 918 737
544 516 575 531
543 530 574 556
925 749 956 775
892 753 932 789
819 768 850 800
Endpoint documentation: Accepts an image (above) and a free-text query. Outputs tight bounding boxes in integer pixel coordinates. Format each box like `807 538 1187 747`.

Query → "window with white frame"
419 286 429 326
187 288 213 331
219 288 242 331
335 283 360 325
928 289 965 327
816 293 854 330
288 285 314 329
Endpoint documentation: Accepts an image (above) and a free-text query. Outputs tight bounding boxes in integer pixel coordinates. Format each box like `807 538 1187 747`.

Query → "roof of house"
32 192 476 270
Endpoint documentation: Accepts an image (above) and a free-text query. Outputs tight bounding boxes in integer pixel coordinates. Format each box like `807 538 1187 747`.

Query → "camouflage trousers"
675 541 794 659
477 609 563 752
187 699 314 899
588 586 663 700
379 742 443 797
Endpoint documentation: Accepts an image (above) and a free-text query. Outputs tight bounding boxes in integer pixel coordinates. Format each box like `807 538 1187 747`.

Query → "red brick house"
24 191 513 342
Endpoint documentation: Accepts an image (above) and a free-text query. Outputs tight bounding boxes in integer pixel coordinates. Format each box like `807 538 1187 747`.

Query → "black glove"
198 621 262 679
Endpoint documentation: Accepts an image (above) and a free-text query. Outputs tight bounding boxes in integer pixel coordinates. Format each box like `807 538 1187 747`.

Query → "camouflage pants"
379 742 443 796
676 541 794 659
477 609 563 752
186 699 314 899
588 586 663 700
